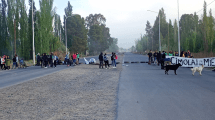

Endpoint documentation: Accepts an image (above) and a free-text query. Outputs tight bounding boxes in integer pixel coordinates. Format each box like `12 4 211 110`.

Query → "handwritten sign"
166 56 215 67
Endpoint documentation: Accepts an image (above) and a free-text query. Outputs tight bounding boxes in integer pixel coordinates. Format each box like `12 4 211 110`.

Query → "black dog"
165 63 182 75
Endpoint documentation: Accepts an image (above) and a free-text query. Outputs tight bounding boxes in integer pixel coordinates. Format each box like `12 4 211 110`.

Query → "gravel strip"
0 55 123 120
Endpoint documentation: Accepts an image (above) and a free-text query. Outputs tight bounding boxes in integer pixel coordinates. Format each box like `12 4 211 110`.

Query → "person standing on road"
6 55 11 70
41 54 44 68
147 50 152 65
1 55 6 70
12 56 16 69
37 53 41 66
76 53 80 65
0 56 1 70
73 53 77 66
104 53 109 69
154 51 158 65
53 54 57 68
44 53 48 68
16 54 19 68
49 53 53 68
161 51 166 69
157 51 161 66
111 52 114 67
113 53 117 68
99 52 104 69
66 52 70 66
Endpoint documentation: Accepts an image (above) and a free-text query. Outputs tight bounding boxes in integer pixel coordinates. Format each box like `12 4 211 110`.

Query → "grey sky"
27 0 215 49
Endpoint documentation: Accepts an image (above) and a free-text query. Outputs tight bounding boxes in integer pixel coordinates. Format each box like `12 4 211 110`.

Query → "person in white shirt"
16 54 19 68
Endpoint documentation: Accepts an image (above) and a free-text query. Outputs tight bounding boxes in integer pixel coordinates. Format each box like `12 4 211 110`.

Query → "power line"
196 0 215 14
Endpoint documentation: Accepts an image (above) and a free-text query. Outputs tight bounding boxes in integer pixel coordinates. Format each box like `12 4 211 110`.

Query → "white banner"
166 56 215 67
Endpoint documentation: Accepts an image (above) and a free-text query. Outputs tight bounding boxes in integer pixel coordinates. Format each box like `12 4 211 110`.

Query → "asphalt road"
0 56 99 88
117 52 215 120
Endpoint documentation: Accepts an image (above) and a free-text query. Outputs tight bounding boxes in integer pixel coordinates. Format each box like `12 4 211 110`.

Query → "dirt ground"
0 54 123 120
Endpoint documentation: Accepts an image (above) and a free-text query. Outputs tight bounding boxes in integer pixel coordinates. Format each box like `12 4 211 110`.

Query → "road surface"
0 56 98 88
117 52 215 120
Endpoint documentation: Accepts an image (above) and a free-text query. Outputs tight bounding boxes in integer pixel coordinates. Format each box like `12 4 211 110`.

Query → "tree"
64 1 72 18
107 38 119 52
145 21 153 50
152 8 168 51
0 0 9 56
88 24 103 55
38 0 55 54
19 0 29 59
66 14 88 53
201 1 209 53
85 14 106 29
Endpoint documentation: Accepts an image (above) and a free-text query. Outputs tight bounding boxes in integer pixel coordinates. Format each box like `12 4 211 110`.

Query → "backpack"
104 56 107 61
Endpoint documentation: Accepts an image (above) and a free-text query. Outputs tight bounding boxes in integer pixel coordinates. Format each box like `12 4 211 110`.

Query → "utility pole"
168 21 169 53
32 0 35 65
177 0 181 57
65 15 73 54
14 20 16 55
159 14 161 51
65 17 67 54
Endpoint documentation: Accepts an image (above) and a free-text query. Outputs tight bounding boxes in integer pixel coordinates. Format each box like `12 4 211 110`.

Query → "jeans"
104 60 109 68
73 59 76 65
44 61 48 67
67 59 70 66
113 59 116 67
54 60 56 67
12 62 16 69
154 57 157 62
99 61 103 68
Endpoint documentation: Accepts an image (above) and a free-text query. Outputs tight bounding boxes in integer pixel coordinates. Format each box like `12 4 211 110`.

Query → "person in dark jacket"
99 52 104 69
111 52 114 67
180 51 184 57
147 50 152 64
37 53 41 66
49 53 53 67
104 53 109 69
12 56 16 69
161 51 166 69
157 51 161 66
44 53 48 68
153 51 158 64
41 54 44 68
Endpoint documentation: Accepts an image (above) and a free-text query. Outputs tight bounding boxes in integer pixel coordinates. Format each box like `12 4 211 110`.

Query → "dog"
191 65 204 76
165 63 182 75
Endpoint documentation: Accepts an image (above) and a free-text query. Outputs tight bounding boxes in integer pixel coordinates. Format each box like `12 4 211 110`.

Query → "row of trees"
0 0 63 60
0 0 118 59
135 1 215 55
85 14 118 55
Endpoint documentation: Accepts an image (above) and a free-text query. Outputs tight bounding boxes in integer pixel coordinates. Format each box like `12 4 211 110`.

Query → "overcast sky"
27 0 215 49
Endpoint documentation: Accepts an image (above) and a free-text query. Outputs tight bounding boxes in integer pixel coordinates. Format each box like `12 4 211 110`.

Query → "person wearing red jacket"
73 53 77 65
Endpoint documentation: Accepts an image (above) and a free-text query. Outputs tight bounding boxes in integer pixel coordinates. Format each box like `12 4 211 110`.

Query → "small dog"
165 63 182 75
191 65 204 76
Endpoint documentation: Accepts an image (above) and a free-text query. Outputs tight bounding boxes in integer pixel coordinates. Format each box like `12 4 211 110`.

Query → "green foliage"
107 38 119 52
66 15 88 53
0 0 116 58
136 2 215 54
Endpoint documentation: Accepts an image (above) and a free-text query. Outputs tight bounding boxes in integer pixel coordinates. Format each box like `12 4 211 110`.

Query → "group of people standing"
65 52 80 66
148 50 193 69
99 52 117 69
0 54 19 70
36 53 58 68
